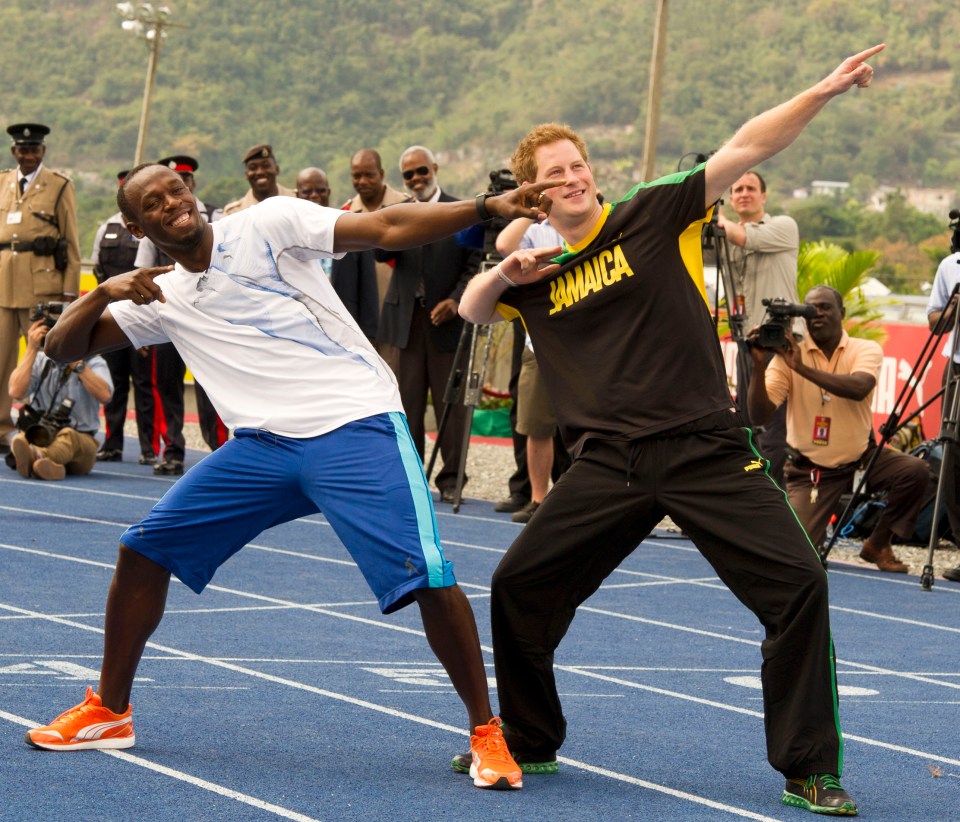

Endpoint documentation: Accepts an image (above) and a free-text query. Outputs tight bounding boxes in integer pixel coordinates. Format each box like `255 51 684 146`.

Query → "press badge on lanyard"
812 415 831 447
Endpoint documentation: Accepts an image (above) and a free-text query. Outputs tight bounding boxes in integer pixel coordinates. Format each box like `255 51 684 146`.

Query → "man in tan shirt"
748 285 929 571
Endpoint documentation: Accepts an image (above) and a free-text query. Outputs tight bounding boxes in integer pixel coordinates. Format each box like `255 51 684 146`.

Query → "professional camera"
949 209 960 254
17 397 75 447
30 301 68 329
482 169 519 257
749 298 817 350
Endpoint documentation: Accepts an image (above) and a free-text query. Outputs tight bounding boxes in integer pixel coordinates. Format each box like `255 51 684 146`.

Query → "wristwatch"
73 362 85 374
475 192 494 222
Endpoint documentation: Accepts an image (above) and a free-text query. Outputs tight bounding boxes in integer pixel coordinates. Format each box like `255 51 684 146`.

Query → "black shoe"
494 492 529 513
439 488 458 504
782 774 858 816
139 453 158 466
0 440 9 456
153 459 184 476
96 448 123 462
943 565 960 583
511 500 540 524
451 750 557 775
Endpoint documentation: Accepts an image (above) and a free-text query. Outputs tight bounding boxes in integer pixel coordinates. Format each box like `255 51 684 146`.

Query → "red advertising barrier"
721 323 949 441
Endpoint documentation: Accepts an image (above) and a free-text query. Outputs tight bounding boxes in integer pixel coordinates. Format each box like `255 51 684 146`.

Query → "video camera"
949 209 960 254
482 169 519 257
30 301 68 329
16 397 75 447
748 298 817 350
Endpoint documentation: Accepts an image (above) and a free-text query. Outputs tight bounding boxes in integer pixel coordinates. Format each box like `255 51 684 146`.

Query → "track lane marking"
0 709 322 822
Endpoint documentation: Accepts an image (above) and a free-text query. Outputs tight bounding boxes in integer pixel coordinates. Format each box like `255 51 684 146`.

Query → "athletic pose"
458 45 884 815
26 161 559 792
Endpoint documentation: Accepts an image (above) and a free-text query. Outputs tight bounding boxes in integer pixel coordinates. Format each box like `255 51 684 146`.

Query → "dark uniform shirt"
496 165 734 455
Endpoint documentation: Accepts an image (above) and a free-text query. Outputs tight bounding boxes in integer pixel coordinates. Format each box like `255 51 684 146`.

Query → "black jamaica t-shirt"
496 164 734 455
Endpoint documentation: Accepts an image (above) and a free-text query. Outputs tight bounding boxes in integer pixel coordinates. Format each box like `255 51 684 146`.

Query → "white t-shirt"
110 197 403 437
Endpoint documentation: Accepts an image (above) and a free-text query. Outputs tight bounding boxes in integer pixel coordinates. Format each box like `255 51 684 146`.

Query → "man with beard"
376 146 478 503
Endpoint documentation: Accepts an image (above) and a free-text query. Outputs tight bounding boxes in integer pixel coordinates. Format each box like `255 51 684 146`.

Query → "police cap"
7 123 50 145
159 155 199 174
242 144 274 165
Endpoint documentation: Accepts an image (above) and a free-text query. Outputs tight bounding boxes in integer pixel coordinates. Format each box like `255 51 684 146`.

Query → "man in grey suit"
376 146 478 502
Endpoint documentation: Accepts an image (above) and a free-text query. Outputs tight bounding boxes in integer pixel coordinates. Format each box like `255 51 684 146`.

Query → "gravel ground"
176 421 960 580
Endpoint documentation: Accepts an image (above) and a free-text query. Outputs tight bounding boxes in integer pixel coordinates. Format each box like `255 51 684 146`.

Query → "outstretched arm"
705 44 884 205
332 180 562 253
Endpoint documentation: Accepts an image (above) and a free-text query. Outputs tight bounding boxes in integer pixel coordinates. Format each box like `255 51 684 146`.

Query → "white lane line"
3 545 960 775
0 709 322 822
3 541 958 689
561 666 960 769
0 604 774 820
831 605 960 633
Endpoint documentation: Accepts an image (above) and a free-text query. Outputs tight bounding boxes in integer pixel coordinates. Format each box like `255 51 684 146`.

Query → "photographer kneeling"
8 318 112 480
747 285 928 572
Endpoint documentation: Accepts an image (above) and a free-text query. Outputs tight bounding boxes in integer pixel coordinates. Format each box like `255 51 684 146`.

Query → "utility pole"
116 3 185 167
641 0 669 182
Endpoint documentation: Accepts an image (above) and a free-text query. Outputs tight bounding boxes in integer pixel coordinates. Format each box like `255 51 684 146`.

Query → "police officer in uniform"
90 169 156 464
223 144 295 216
0 123 81 454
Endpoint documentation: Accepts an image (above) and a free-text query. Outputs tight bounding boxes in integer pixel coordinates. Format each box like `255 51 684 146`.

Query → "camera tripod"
424 262 498 513
818 283 960 591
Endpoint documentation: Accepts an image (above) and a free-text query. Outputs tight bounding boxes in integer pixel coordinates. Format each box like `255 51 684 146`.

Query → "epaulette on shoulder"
52 170 72 182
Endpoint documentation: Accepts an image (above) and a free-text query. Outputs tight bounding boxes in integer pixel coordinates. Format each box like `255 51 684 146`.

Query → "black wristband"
475 192 493 222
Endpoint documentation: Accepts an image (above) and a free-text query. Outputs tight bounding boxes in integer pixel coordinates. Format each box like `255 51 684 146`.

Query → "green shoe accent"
451 751 558 775
781 774 858 816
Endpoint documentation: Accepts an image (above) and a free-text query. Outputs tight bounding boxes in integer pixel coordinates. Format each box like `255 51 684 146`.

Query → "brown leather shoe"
32 457 66 481
859 542 909 573
11 434 41 478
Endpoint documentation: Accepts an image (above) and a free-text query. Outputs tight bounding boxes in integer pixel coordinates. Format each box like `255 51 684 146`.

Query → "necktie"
19 177 27 195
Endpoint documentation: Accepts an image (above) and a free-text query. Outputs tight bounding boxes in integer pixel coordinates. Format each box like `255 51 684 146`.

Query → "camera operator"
717 171 800 486
748 285 928 572
925 237 960 582
8 317 112 480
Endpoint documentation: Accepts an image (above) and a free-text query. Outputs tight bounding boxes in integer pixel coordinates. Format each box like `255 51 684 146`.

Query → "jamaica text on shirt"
549 243 635 315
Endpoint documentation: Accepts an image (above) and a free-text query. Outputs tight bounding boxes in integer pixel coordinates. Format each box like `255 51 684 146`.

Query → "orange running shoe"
469 717 523 790
25 687 134 751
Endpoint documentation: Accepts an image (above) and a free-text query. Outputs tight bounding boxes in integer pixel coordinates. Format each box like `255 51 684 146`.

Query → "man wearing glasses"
376 146 477 503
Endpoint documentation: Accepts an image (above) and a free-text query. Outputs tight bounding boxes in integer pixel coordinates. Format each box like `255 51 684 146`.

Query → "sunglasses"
401 165 431 181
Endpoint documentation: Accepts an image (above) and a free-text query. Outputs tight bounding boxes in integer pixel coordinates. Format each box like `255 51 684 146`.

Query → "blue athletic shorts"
120 412 456 613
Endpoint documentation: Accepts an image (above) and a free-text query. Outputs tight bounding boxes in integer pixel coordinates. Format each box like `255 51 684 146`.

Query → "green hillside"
2 0 958 253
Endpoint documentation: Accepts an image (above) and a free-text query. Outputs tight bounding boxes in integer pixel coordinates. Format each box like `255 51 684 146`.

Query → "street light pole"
116 3 185 167
641 0 669 182
134 29 163 166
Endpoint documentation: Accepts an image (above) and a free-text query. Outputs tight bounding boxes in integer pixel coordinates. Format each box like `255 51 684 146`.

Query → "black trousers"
101 347 156 456
395 303 467 492
194 381 228 451
151 343 185 461
491 423 843 778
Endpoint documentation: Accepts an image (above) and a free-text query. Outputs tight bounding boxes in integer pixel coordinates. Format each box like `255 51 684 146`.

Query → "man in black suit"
377 146 478 502
296 166 379 341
